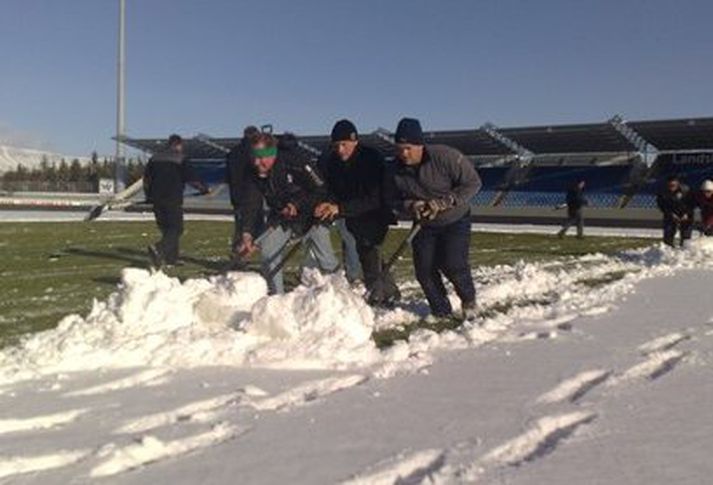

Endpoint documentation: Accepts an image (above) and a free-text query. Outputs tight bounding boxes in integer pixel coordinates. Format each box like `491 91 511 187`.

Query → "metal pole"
115 0 126 192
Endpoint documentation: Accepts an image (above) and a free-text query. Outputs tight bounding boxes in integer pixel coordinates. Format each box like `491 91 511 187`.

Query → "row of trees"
1 152 145 187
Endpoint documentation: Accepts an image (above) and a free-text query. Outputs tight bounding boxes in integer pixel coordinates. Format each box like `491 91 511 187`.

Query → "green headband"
253 146 278 158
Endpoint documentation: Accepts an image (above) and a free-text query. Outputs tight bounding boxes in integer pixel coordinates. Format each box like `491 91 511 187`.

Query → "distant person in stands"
226 125 263 253
315 119 399 306
695 179 713 236
144 134 209 268
388 117 482 320
236 132 339 293
557 180 587 239
656 174 695 247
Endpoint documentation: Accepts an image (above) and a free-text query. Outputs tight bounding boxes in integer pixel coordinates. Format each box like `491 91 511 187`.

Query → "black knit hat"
395 118 424 145
331 119 358 142
167 134 183 146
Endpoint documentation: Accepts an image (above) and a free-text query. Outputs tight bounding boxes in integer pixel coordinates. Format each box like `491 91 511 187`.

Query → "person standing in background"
144 134 209 268
656 174 695 247
557 179 587 239
695 179 713 236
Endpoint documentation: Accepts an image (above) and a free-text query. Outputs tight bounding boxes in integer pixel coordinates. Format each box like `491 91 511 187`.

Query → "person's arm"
382 164 415 220
446 151 482 207
240 179 265 237
183 161 209 193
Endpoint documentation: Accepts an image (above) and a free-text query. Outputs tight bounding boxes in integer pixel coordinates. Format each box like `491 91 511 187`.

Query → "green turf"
0 220 652 348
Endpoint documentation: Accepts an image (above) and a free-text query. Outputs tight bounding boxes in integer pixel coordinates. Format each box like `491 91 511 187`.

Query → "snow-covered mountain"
0 145 91 173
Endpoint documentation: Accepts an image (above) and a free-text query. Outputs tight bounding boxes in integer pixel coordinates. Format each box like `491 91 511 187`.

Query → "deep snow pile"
2 238 713 384
0 268 380 382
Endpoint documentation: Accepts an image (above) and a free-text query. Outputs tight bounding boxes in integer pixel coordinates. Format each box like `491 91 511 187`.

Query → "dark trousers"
411 217 476 316
357 242 399 301
559 209 584 237
663 218 692 247
348 218 399 302
153 204 184 264
231 209 242 251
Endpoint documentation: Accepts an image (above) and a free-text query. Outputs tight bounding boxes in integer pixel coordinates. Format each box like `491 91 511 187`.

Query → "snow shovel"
366 223 422 305
264 229 314 280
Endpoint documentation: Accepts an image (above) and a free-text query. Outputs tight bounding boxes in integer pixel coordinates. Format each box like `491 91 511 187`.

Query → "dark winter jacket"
695 192 713 229
225 138 258 209
656 184 695 221
144 149 204 206
319 144 395 242
388 144 482 227
566 186 588 216
242 139 327 236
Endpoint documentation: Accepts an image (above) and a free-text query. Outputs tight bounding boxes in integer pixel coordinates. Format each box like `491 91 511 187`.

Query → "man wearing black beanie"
314 119 400 306
389 117 482 320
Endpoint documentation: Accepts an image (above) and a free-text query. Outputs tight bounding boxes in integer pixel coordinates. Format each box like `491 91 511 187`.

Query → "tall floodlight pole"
115 0 127 192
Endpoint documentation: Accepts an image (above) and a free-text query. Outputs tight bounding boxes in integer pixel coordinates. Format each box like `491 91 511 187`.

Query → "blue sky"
0 0 711 155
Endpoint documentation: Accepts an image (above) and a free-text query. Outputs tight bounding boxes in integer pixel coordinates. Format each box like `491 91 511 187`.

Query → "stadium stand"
116 116 713 227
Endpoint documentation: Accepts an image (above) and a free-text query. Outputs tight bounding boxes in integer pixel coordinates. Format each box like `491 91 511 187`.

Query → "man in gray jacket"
389 118 482 320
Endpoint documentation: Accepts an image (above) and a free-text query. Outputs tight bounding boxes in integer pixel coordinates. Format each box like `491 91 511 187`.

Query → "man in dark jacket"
557 180 587 238
695 179 713 236
225 126 262 251
236 133 338 293
144 134 209 268
388 118 482 320
656 175 695 247
314 119 400 306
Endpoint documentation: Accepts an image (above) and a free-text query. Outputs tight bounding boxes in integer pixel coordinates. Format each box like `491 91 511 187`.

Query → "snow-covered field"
1 236 712 483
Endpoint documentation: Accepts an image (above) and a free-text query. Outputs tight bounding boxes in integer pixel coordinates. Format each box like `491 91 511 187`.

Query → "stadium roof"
628 117 713 151
122 116 713 160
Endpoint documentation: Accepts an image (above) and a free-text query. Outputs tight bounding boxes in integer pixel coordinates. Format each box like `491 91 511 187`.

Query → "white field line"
638 332 689 355
0 450 89 479
246 374 368 412
115 392 241 435
608 350 687 386
537 370 611 404
340 448 446 485
64 368 172 397
91 423 237 478
0 408 88 435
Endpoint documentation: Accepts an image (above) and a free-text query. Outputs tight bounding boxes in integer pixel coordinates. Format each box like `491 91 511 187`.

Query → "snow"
1 237 713 482
0 145 90 173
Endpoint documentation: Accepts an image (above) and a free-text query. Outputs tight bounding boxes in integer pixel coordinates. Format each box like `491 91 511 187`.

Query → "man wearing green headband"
237 132 338 293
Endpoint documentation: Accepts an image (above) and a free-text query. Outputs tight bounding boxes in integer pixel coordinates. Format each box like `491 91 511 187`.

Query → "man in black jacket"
236 133 338 293
657 175 695 247
388 118 482 320
557 179 587 238
314 119 400 306
225 125 262 251
144 134 209 268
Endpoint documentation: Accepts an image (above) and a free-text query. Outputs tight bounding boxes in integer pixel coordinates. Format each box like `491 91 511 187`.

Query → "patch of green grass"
0 220 652 348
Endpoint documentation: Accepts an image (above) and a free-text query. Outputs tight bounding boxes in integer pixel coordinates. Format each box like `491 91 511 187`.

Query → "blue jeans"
335 219 362 282
260 224 339 293
411 217 475 316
